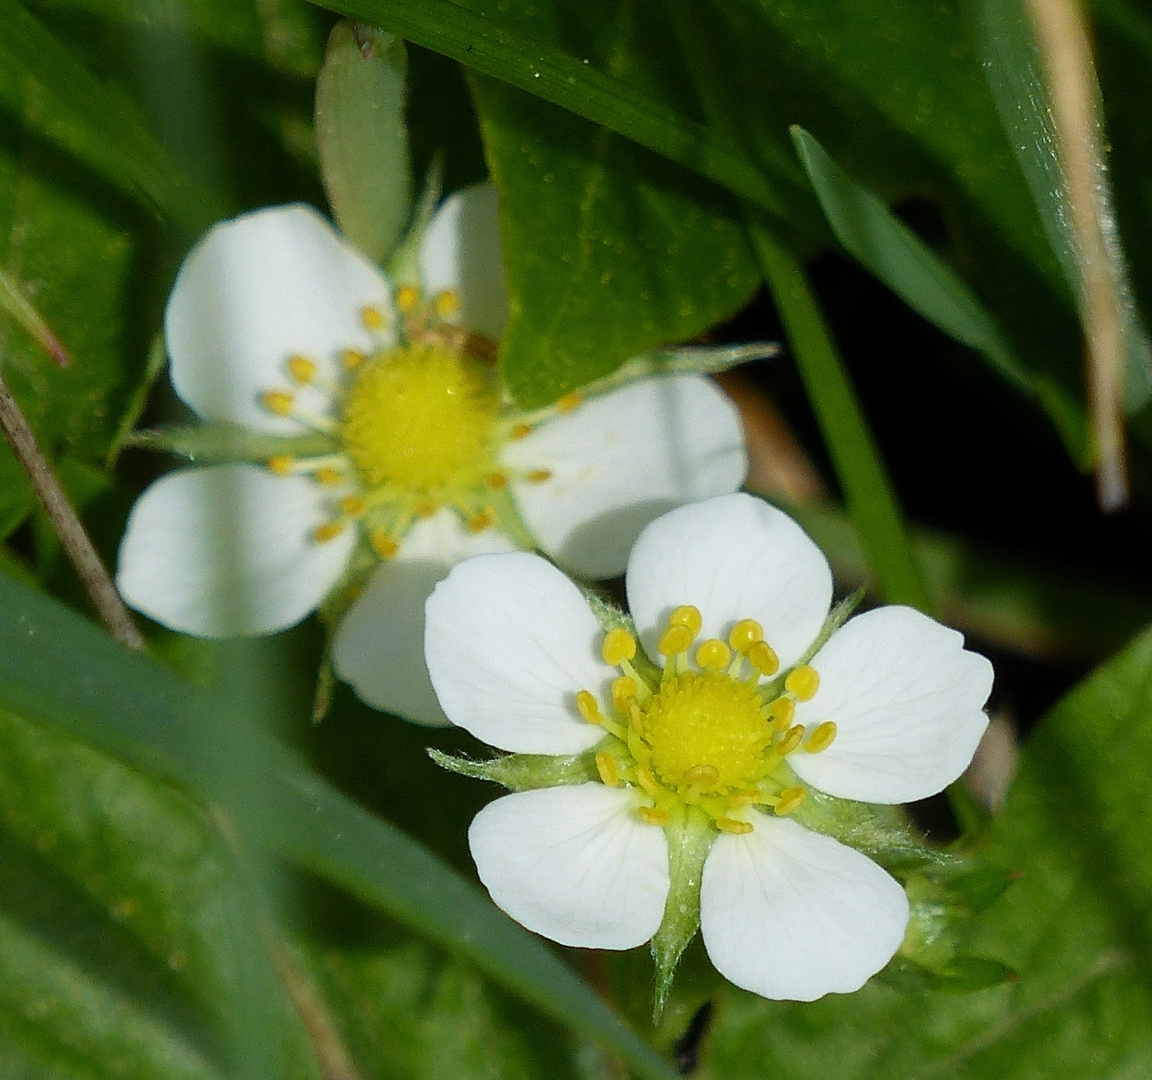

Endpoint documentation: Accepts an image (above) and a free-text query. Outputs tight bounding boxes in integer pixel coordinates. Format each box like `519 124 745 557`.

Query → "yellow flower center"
340 343 499 494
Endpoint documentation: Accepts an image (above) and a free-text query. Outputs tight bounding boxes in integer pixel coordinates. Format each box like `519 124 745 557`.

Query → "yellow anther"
484 472 508 491
362 305 386 329
466 507 497 533
805 721 838 754
315 467 344 486
415 500 439 518
682 764 720 787
774 787 807 816
626 699 645 735
716 817 754 835
510 422 533 440
341 348 367 370
312 521 346 543
287 355 317 384
371 528 398 559
526 468 553 483
611 676 637 713
434 289 460 317
267 455 294 476
556 391 582 413
727 790 761 808
728 618 764 653
637 806 670 827
261 390 295 416
575 690 603 724
747 640 780 677
669 605 703 637
766 695 796 731
785 665 820 701
595 752 619 788
339 495 367 518
634 764 660 797
395 285 420 313
602 627 637 666
658 624 694 657
777 724 806 756
696 638 731 671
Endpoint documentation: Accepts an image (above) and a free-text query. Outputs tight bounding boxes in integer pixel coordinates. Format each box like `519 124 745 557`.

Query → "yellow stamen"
727 790 761 808
683 764 720 787
287 355 317 384
315 467 344 486
556 391 582 413
371 528 398 559
805 721 837 754
267 455 294 476
339 495 367 518
766 696 795 731
696 638 731 671
312 521 346 543
611 676 637 713
774 787 807 816
728 618 764 653
637 806 670 827
785 665 820 701
415 500 439 518
362 305 386 329
669 605 703 637
395 285 420 313
484 472 508 491
526 469 552 483
747 640 780 677
341 348 367 370
634 764 660 797
511 423 532 440
777 724 805 756
262 390 295 416
602 627 637 666
716 817 754 835
627 699 645 734
576 690 602 724
595 752 619 787
466 507 496 533
658 624 694 657
434 289 460 317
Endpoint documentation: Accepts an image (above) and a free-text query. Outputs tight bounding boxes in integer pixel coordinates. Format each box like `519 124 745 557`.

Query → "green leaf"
316 22 412 263
0 570 681 1080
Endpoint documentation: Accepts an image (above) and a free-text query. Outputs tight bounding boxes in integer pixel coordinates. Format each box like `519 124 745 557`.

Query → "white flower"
116 184 747 723
424 493 994 1001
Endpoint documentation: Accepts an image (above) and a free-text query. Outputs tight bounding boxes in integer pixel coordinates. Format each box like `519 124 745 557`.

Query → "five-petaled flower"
425 493 994 1001
116 184 747 722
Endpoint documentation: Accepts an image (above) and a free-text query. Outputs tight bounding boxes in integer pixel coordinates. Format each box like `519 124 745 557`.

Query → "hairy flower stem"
0 367 144 650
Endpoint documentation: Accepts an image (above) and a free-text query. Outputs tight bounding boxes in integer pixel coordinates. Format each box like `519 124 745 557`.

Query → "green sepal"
315 22 412 264
581 342 779 398
387 157 444 288
124 423 333 464
879 954 1016 994
651 805 713 1021
428 747 601 791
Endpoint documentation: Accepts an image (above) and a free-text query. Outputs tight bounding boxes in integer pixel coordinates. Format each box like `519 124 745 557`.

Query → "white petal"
116 463 354 636
332 510 516 724
789 606 994 803
166 204 393 433
424 551 616 753
626 494 832 669
700 815 908 1001
503 375 747 579
418 181 508 340
469 785 669 949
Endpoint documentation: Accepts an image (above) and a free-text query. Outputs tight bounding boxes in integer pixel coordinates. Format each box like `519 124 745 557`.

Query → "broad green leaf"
0 709 317 1080
701 625 1152 1079
0 570 681 1080
476 73 759 405
316 23 412 263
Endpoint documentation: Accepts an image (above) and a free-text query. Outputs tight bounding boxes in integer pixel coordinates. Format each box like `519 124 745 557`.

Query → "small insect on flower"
425 493 994 1004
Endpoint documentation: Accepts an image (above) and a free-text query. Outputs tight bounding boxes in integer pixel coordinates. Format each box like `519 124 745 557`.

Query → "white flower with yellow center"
116 184 747 722
424 493 994 1001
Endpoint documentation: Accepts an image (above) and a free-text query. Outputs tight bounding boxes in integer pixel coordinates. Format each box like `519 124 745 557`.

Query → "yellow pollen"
611 676 637 713
315 467 344 486
777 724 806 756
434 289 460 317
362 305 386 329
634 764 660 797
748 640 780 677
511 423 533 440
371 528 398 559
683 763 720 787
262 390 295 416
287 355 317 384
556 391 582 413
669 605 703 637
484 472 508 490
395 286 420 313
637 806 670 827
595 752 619 787
785 665 820 701
341 349 367 370
805 721 838 754
602 627 637 666
526 468 552 483
576 690 602 724
339 495 367 518
340 344 499 493
774 787 807 816
728 618 764 653
267 455 294 476
716 817 754 835
696 638 731 671
312 521 346 543
659 624 694 657
643 671 772 794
